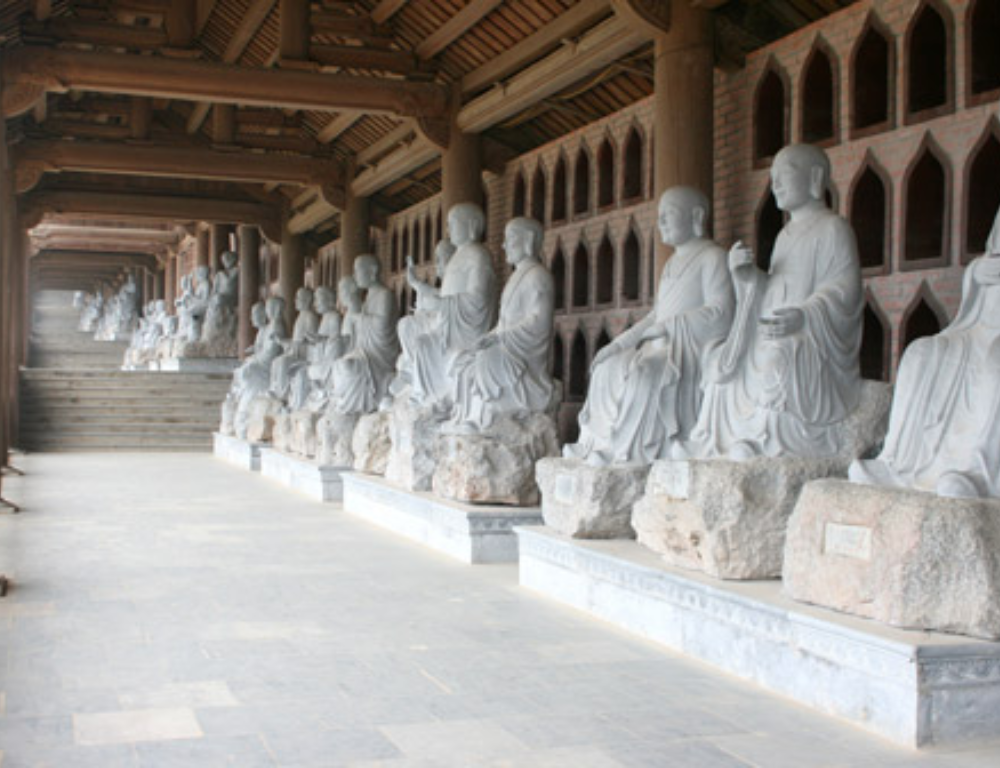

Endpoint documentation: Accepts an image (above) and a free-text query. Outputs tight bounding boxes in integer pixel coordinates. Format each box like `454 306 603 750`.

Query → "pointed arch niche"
851 17 893 136
622 226 641 302
622 126 644 201
902 285 946 352
574 148 591 216
903 139 950 267
755 187 785 273
754 63 788 165
905 1 953 122
572 241 590 309
551 333 565 389
597 137 615 208
531 164 546 223
965 124 1000 258
860 296 890 381
550 245 566 312
552 155 568 223
568 329 588 401
849 157 891 272
800 40 838 145
596 233 614 305
512 171 526 218
969 0 1000 100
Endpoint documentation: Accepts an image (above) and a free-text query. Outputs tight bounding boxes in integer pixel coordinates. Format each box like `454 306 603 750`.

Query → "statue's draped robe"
852 255 1000 497
571 241 734 464
333 286 400 414
395 243 497 407
450 260 556 429
270 309 319 404
689 209 863 458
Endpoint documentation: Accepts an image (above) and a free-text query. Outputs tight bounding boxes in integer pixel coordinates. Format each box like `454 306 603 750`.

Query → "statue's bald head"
773 143 831 201
447 202 486 244
505 217 544 259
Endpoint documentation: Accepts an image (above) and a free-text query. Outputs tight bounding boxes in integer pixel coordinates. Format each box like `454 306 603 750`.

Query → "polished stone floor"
1 453 999 768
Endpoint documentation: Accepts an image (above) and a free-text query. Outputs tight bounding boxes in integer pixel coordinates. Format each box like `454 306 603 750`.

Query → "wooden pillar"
339 186 370 278
442 109 483 215
195 226 211 269
0 84 20 462
165 255 177 310
652 3 714 274
210 223 232 273
153 267 164 301
280 0 311 61
237 224 261 358
279 223 305 329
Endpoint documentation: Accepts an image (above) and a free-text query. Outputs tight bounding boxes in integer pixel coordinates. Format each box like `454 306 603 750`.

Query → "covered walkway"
0 454 998 767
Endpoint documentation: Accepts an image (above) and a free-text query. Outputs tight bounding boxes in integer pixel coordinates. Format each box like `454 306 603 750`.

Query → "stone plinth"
433 414 560 506
245 395 282 444
259 447 346 501
343 473 542 563
537 458 649 539
316 411 359 468
352 411 391 475
153 357 239 374
385 398 444 491
516 526 1000 749
290 410 321 458
213 432 262 472
785 479 1000 640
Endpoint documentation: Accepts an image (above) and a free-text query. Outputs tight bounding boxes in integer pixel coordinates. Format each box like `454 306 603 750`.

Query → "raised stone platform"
213 432 262 472
343 472 542 564
516 526 1000 749
259 447 347 501
153 357 239 374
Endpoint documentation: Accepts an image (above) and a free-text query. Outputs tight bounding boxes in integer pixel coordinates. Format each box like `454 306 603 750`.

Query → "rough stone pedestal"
244 395 282 444
316 411 359 468
289 410 321 457
632 382 893 580
352 411 392 475
537 458 649 538
433 414 560 506
271 412 294 454
385 397 445 492
785 479 1000 640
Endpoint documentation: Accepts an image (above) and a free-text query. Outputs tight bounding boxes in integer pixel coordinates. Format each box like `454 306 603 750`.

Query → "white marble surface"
516 525 1000 749
212 432 262 472
343 472 542 564
154 357 239 374
259 447 347 501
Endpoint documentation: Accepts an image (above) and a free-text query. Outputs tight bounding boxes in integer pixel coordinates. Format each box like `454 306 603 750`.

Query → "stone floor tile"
134 735 276 767
261 726 402 766
0 743 138 768
73 708 204 746
379 719 531 763
118 680 240 710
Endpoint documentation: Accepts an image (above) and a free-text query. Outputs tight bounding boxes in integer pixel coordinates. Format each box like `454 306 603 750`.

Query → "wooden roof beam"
2 47 450 120
20 18 170 48
415 0 503 60
457 15 646 133
371 0 408 25
13 139 344 194
352 136 437 197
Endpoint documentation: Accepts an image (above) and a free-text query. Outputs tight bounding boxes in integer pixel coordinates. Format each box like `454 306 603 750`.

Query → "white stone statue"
447 217 557 431
173 273 196 344
78 292 102 332
115 274 140 336
392 202 498 410
849 213 1000 499
332 255 400 415
228 297 289 439
293 284 351 412
686 143 863 460
563 187 735 466
269 287 319 405
199 251 239 354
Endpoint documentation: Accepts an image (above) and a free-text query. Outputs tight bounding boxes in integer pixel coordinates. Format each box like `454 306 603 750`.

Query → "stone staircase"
18 291 233 452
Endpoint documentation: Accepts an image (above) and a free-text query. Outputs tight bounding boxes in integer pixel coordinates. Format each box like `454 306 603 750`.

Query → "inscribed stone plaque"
823 523 872 561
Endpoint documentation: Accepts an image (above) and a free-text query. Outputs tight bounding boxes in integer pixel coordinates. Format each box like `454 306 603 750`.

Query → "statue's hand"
728 241 755 275
761 306 804 339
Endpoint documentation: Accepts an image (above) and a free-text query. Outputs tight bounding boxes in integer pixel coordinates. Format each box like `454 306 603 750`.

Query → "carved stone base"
784 479 1000 640
316 411 359 467
536 458 649 538
244 395 282 444
516 526 1000 749
343 472 542 563
272 412 294 454
352 411 392 475
433 414 560 506
213 432 262 472
259 447 346 502
385 397 445 492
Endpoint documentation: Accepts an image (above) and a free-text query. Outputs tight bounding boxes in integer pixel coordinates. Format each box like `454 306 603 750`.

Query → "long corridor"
1 454 998 768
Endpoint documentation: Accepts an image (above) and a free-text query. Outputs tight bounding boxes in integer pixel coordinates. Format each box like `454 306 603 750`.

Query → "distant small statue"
199 251 239 354
269 287 319 404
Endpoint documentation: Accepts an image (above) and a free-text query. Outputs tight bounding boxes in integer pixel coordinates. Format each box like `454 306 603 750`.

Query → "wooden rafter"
415 0 504 60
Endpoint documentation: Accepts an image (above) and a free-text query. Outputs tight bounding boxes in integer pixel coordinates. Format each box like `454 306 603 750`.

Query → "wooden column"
195 226 211 269
0 85 20 464
153 267 164 301
280 0 311 61
143 269 154 306
279 224 305 329
339 186 370 279
210 223 232 273
237 224 261 358
652 3 714 274
442 109 482 215
164 254 177 310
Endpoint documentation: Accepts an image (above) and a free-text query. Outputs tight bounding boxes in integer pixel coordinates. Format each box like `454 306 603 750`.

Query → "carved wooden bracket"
611 0 672 37
415 116 450 151
15 166 46 195
2 82 49 119
320 183 346 211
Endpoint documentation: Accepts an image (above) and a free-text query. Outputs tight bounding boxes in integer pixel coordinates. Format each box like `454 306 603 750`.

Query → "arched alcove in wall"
965 124 1000 256
860 297 890 381
550 246 566 312
551 333 564 388
568 328 588 401
902 286 946 351
622 127 644 201
800 41 837 144
905 1 952 119
622 226 641 302
597 137 615 208
596 233 614 305
552 155 568 223
754 64 788 163
903 139 950 265
574 149 591 216
531 165 546 223
969 0 1000 97
851 17 893 133
849 159 890 271
512 171 526 218
572 241 589 309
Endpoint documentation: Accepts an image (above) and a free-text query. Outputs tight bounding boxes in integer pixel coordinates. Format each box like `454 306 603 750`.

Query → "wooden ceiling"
2 0 857 276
